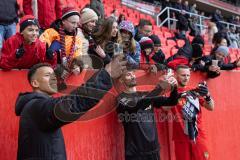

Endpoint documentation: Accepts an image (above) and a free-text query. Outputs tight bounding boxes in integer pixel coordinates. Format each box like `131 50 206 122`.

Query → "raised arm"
31 55 127 131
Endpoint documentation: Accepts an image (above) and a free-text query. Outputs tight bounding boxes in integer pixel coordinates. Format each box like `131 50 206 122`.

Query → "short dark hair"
212 32 228 45
176 65 190 72
138 19 152 28
28 63 52 84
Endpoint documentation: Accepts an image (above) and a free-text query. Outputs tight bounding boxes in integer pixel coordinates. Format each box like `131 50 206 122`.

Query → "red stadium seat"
153 25 160 31
237 49 240 54
229 52 238 63
231 48 238 55
160 38 167 46
140 13 146 19
171 47 178 55
134 13 140 19
204 51 211 55
164 32 172 38
154 30 163 38
161 26 169 32
204 45 212 52
236 50 240 59
166 39 177 46
187 35 194 42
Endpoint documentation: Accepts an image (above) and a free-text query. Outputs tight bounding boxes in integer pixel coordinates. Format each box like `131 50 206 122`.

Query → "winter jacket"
125 42 141 69
140 49 167 70
88 36 114 69
117 87 178 157
0 0 18 25
166 38 192 70
176 13 189 31
227 32 239 48
212 13 223 23
16 69 112 160
0 33 46 69
77 28 89 55
173 2 183 10
23 0 62 29
40 20 83 62
182 5 190 12
191 55 238 78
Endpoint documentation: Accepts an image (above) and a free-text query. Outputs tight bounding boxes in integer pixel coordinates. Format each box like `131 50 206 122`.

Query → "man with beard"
15 54 127 159
0 15 46 69
117 71 179 160
171 65 214 160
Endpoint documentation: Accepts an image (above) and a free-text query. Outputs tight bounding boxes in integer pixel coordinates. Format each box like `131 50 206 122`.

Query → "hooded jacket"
15 69 112 160
191 54 238 78
0 33 46 70
40 20 83 63
166 38 192 70
117 87 178 157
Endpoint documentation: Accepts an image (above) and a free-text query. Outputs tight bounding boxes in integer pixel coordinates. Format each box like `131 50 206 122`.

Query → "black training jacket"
117 87 178 157
15 69 112 160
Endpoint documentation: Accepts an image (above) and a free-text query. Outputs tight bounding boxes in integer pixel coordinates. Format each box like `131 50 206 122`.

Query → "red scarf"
59 26 76 69
140 51 155 64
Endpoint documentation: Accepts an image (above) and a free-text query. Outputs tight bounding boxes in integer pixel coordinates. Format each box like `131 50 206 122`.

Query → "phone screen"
114 43 123 56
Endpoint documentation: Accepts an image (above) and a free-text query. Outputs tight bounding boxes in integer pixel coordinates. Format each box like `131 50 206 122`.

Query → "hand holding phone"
212 60 218 66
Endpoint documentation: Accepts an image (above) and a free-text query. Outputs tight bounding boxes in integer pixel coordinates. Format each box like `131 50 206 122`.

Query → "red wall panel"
0 70 240 160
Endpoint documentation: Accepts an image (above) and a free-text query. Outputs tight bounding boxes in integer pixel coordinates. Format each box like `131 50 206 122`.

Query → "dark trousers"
126 152 160 160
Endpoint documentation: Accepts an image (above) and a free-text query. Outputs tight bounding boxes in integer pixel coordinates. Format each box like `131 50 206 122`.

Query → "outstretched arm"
31 55 127 131
141 86 179 108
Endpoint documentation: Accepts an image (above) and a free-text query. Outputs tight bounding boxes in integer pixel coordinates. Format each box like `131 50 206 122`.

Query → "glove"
46 40 62 60
16 44 25 59
197 83 209 97
49 40 62 52
46 49 54 60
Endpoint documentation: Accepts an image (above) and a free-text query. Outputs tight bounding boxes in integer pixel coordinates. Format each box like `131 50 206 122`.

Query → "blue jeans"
0 23 16 49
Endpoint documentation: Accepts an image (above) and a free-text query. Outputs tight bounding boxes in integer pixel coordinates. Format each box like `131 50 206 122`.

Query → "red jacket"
140 51 156 64
139 51 156 70
171 86 207 142
0 33 46 69
23 0 62 29
167 56 189 70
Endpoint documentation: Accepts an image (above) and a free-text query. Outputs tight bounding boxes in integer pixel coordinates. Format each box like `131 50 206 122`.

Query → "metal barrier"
120 1 240 32
156 7 240 32
156 7 209 32
121 0 157 16
218 20 240 30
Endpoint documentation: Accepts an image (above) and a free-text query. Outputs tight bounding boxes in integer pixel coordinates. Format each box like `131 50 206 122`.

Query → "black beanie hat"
192 35 204 47
20 15 39 33
139 37 154 50
149 34 161 46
